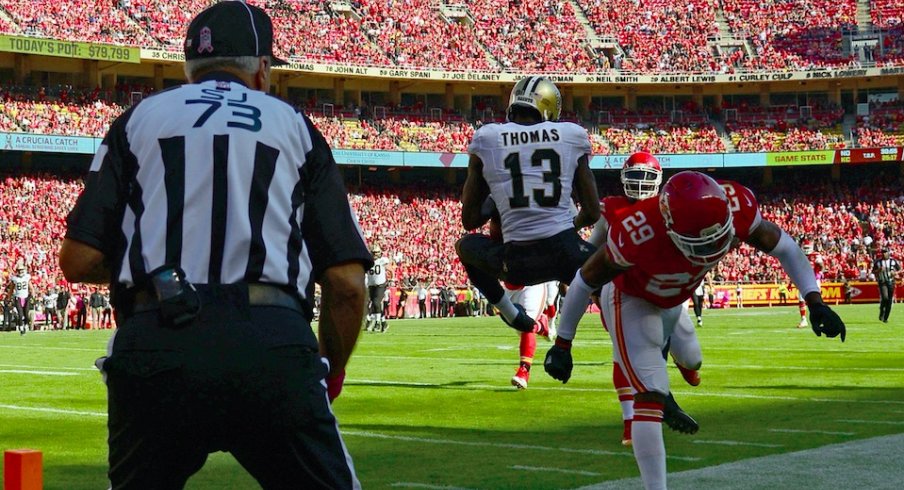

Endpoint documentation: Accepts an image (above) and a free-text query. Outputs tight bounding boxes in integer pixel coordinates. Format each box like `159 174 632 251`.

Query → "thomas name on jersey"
500 128 560 146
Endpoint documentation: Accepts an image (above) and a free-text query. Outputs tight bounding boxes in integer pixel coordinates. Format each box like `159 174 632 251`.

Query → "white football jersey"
10 273 30 299
366 257 391 286
470 121 591 242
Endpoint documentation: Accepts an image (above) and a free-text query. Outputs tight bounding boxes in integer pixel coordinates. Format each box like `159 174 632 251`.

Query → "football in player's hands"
809 303 846 342
544 338 573 383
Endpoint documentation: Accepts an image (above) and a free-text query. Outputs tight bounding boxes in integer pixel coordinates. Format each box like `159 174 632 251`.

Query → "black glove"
809 302 846 342
544 337 573 383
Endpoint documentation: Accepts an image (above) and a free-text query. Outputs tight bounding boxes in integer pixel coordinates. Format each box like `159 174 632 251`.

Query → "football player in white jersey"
366 245 392 332
457 76 600 333
7 264 33 335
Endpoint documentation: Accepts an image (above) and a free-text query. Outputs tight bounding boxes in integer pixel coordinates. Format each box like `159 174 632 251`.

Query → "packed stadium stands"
855 100 904 147
0 0 901 326
2 0 157 46
576 0 719 73
0 83 883 154
1 0 895 73
1 169 900 306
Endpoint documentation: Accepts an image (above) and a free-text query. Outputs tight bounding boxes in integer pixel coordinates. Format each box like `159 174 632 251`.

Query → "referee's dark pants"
879 281 895 323
102 284 358 489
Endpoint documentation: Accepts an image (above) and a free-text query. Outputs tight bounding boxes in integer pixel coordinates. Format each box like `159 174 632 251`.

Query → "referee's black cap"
184 0 288 66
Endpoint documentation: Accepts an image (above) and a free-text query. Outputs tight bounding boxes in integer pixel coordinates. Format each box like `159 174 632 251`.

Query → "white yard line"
346 378 904 406
511 465 601 476
0 345 100 352
0 370 79 376
692 439 783 448
0 363 96 371
838 419 904 426
577 434 904 490
341 430 701 462
0 404 105 417
704 364 904 372
768 428 856 436
391 483 476 490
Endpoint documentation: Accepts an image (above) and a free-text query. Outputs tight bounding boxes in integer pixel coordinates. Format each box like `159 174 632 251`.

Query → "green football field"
1 304 902 489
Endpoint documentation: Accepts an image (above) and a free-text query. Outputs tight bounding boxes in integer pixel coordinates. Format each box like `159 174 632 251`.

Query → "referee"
874 249 901 323
59 2 371 488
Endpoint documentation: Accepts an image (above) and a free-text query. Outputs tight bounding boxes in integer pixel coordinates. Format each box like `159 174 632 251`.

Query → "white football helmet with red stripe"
621 151 662 200
659 171 734 266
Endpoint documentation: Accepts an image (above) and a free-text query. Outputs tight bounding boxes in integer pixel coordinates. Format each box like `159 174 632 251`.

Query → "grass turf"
1 303 902 489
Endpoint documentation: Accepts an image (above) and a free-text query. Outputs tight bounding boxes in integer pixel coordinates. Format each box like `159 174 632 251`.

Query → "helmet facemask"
660 192 734 267
621 166 662 200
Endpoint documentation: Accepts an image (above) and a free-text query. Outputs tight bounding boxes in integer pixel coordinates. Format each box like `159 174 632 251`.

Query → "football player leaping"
546 171 845 490
457 76 600 333
588 151 701 446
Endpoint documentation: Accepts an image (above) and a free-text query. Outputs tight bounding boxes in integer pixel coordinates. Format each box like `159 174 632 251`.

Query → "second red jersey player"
545 171 846 490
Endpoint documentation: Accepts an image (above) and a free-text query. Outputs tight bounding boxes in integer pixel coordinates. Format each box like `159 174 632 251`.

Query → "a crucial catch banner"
0 34 140 63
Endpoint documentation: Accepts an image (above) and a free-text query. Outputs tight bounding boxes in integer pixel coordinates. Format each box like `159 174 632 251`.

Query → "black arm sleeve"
300 115 374 280
65 109 134 255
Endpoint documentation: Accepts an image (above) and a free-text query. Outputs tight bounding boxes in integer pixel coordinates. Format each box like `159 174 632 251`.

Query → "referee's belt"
129 283 303 315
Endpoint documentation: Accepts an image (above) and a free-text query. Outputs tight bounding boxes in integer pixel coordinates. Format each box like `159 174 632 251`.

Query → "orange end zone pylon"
3 449 43 490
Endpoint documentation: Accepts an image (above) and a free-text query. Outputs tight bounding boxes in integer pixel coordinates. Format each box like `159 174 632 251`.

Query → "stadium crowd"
2 166 901 329
855 100 904 147
0 83 876 154
0 0 900 74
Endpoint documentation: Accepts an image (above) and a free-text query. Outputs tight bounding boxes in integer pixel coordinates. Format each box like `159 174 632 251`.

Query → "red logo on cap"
198 26 213 54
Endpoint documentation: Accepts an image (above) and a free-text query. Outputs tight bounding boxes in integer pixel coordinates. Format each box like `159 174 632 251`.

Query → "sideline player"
587 152 700 445
366 245 392 332
456 76 600 333
546 171 845 490
7 263 33 335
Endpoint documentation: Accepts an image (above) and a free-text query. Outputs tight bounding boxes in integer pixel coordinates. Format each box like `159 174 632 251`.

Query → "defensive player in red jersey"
588 152 700 446
546 171 845 490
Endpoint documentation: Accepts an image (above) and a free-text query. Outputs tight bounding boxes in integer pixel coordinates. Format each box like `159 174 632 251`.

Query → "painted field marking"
692 439 783 448
391 483 475 490
349 379 440 387
577 433 904 490
0 345 99 352
0 404 105 417
0 363 97 372
342 430 701 462
347 378 904 406
511 465 601 476
705 363 904 372
838 419 904 426
769 429 856 436
0 370 79 376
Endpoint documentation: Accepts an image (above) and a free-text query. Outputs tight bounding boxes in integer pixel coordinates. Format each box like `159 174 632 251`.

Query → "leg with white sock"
507 283 547 388
600 283 669 490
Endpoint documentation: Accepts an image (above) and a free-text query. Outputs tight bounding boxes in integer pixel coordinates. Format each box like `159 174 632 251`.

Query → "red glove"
326 370 346 402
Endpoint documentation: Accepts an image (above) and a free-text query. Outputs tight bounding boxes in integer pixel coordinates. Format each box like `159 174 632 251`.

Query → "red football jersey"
600 195 635 225
606 181 762 308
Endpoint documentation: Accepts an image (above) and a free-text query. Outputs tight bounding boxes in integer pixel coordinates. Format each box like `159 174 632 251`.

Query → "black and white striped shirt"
66 72 372 319
875 257 901 284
